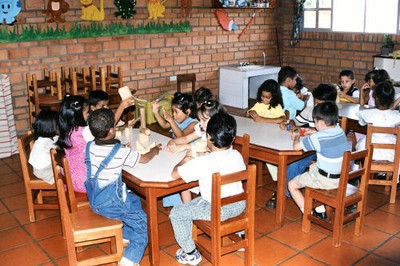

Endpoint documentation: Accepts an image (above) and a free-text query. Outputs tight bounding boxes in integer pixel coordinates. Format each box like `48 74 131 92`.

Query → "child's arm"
291 130 302 150
152 101 171 129
251 113 285 124
166 142 191 153
390 97 400 110
359 83 370 106
171 153 194 179
139 144 161 163
114 96 134 124
338 90 359 103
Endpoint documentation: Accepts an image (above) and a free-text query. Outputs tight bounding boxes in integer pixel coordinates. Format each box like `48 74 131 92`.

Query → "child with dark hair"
193 87 213 108
152 92 198 138
360 69 391 107
85 108 160 266
28 109 59 184
356 81 400 161
57 94 93 192
278 66 307 119
247 79 285 123
169 112 246 265
288 102 348 213
337 69 359 103
88 89 134 124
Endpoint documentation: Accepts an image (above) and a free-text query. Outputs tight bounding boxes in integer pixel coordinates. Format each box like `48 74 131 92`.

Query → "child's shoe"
175 248 202 265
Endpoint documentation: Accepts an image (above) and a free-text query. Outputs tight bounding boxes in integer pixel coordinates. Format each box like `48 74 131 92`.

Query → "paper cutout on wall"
215 10 237 31
0 0 21 25
43 0 70 23
80 0 105 21
148 0 167 20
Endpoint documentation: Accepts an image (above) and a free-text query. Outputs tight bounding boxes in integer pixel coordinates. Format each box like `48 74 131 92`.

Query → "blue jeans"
286 154 317 197
86 179 148 264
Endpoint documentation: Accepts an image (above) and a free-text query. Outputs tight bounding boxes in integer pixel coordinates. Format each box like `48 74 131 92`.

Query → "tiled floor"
0 154 399 266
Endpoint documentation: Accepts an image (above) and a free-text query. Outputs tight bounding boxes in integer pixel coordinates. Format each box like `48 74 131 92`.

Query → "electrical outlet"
170 75 177 81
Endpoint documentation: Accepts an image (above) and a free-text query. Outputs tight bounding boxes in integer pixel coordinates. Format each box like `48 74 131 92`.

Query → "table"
121 129 198 266
337 102 367 134
233 115 313 226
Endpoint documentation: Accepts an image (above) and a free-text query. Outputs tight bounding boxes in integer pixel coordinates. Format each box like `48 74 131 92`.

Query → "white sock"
315 205 326 213
119 257 134 266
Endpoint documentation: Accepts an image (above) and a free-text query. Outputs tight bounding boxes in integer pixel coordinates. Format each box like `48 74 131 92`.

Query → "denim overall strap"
85 141 122 180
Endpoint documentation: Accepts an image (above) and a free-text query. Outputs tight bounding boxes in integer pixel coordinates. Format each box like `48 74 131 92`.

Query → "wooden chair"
55 176 124 265
233 133 250 165
192 164 256 265
102 65 124 110
365 124 400 203
302 147 373 247
177 73 196 95
26 72 62 127
340 116 357 151
18 130 58 222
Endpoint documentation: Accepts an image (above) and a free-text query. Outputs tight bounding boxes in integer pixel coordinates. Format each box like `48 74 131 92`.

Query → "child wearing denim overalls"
85 108 160 266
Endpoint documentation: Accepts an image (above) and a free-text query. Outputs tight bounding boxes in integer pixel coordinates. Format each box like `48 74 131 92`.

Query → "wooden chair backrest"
18 130 35 185
177 73 196 95
233 133 250 166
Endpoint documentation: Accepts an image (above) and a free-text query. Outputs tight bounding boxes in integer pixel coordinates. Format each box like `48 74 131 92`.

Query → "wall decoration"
0 0 21 25
0 21 192 43
80 0 105 21
180 0 191 19
114 0 136 19
43 0 70 23
215 10 237 31
290 0 305 47
147 0 166 20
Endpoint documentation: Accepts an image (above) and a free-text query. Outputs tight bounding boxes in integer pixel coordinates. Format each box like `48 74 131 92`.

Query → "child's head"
294 76 304 93
364 69 376 88
278 66 297 88
372 69 390 85
171 92 196 122
33 109 59 140
312 83 337 105
88 108 115 139
194 87 213 108
339 69 355 91
373 80 395 110
256 79 283 109
197 99 225 132
57 94 88 149
312 102 338 128
206 112 236 149
88 90 109 112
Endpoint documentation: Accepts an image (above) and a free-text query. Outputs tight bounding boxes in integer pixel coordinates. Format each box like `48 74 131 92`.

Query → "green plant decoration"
114 0 136 19
0 21 192 43
383 34 395 48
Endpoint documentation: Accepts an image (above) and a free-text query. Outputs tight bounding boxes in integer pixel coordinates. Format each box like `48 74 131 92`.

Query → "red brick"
85 43 102 53
8 48 28 59
136 39 150 49
151 38 165 48
48 45 67 56
174 56 187 65
120 40 135 50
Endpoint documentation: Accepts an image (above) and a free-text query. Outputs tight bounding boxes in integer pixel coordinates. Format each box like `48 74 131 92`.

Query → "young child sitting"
359 69 391 107
85 108 161 266
193 86 213 108
28 109 59 184
278 66 307 119
337 69 359 103
356 80 400 161
288 102 348 214
88 89 134 124
169 112 246 265
247 79 285 123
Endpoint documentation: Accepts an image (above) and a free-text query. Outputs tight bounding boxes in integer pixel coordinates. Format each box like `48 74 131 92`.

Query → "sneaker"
312 209 327 220
175 248 202 265
347 204 357 213
265 192 276 209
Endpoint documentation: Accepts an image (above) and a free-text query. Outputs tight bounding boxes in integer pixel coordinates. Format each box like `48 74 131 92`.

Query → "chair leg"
332 206 345 247
26 189 36 222
302 190 312 233
255 161 263 187
388 173 397 203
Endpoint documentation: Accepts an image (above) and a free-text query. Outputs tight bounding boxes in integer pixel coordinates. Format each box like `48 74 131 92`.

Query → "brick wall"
279 0 399 90
1 0 281 132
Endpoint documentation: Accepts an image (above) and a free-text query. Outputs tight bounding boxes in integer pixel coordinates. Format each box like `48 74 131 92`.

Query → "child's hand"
162 107 173 122
152 101 160 113
304 128 317 135
360 83 370 92
125 141 132 148
291 129 300 140
121 96 135 109
247 110 257 118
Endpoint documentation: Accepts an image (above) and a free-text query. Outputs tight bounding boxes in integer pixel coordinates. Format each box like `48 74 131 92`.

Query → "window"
303 0 400 34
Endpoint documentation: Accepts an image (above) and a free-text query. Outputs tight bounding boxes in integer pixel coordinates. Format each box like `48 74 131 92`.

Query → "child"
278 66 306 119
57 94 93 192
28 109 59 184
88 89 134 124
152 92 198 138
356 80 400 161
247 79 285 123
337 69 359 103
360 69 390 107
85 108 161 266
152 92 198 207
266 84 337 210
288 102 348 213
169 112 246 265
193 87 213 108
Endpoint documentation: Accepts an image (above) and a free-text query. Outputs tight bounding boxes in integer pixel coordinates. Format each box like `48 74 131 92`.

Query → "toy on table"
136 108 155 154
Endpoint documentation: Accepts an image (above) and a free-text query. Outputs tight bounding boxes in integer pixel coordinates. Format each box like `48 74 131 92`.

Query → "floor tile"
158 220 176 247
2 193 28 211
24 216 62 240
0 182 25 199
355 253 400 266
379 201 400 216
0 243 50 265
39 235 67 259
254 209 281 234
342 223 391 251
364 209 400 234
0 227 33 252
372 237 400 263
0 201 8 214
279 253 326 266
0 212 18 231
0 172 21 186
304 238 367 266
254 236 297 265
268 222 327 251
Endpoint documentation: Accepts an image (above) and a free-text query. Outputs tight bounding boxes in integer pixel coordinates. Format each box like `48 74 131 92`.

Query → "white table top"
233 115 294 151
337 102 362 120
120 128 185 182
